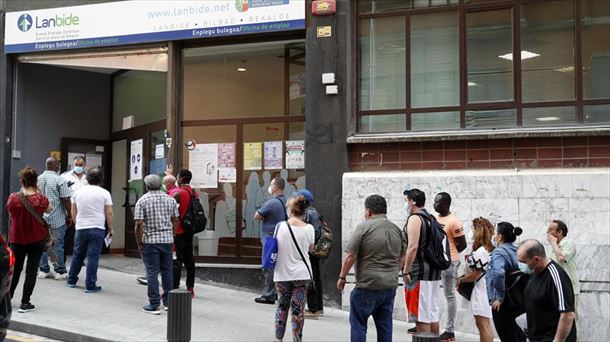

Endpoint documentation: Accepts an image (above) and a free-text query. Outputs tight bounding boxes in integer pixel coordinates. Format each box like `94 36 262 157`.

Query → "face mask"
467 230 474 241
267 186 273 195
73 166 84 174
491 235 498 248
519 261 534 274
403 201 409 213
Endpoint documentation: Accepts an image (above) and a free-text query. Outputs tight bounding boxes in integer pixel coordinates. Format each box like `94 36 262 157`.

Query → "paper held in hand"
104 234 112 248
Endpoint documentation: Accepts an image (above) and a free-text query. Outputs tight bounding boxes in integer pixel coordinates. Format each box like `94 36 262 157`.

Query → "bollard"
413 332 441 342
167 289 192 342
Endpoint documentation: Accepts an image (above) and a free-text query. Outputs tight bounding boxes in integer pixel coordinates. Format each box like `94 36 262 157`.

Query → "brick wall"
348 135 610 171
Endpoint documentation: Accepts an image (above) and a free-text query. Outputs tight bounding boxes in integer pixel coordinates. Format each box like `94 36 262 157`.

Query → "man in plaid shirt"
134 174 179 315
37 157 72 280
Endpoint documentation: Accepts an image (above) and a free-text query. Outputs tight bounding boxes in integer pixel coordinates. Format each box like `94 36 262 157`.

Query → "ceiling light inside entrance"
535 116 560 122
237 67 247 72
498 51 540 61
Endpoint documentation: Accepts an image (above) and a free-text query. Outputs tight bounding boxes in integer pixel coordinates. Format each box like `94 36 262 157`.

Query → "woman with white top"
457 217 494 342
273 195 315 342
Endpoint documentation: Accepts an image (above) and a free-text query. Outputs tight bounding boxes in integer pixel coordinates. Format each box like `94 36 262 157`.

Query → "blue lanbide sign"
4 19 305 53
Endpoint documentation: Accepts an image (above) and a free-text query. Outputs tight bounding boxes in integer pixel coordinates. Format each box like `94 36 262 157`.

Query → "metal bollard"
412 332 441 342
167 289 192 342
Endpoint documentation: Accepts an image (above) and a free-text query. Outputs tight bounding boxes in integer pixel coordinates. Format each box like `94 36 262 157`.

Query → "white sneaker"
54 273 67 280
38 271 53 279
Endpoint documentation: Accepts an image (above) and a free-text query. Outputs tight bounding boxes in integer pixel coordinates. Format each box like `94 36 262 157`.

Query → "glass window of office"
356 0 610 133
181 41 305 262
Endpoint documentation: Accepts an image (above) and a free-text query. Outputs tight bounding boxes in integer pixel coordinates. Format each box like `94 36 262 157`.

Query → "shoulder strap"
286 221 313 280
276 197 288 221
18 192 48 228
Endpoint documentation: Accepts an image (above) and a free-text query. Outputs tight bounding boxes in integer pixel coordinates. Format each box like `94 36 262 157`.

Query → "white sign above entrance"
4 0 306 53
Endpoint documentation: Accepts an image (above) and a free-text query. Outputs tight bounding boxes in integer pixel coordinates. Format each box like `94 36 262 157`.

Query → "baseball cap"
293 189 314 203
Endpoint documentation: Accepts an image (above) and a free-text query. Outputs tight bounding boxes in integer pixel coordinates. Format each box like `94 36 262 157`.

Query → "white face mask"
267 185 273 195
403 201 409 213
467 230 474 241
73 166 84 174
491 235 498 248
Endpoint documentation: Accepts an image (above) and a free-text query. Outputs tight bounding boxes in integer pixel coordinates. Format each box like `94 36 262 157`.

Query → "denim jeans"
441 260 460 332
39 224 67 274
141 243 173 306
67 228 105 290
349 288 396 342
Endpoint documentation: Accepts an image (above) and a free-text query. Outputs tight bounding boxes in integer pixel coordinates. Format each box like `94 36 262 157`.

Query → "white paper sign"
285 140 305 169
85 153 102 171
219 167 236 183
155 144 165 159
130 139 143 181
122 115 134 130
189 144 218 188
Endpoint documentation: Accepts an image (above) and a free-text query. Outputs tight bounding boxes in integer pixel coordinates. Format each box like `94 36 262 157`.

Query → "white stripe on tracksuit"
548 263 566 311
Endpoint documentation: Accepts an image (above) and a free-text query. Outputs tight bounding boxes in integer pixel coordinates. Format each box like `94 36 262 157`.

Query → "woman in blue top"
486 221 526 342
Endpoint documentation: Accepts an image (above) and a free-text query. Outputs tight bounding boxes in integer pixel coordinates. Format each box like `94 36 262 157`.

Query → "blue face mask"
519 262 533 274
73 166 84 174
491 236 498 248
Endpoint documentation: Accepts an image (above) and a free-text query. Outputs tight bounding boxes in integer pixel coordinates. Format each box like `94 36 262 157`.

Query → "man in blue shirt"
254 176 287 304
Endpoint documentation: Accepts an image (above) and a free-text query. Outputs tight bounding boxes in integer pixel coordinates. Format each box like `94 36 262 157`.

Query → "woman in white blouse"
273 195 315 342
457 217 495 342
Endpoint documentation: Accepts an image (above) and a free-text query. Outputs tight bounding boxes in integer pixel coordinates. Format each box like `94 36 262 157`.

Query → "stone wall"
341 168 610 341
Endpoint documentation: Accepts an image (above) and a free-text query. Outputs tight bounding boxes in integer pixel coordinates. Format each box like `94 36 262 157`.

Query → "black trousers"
173 233 195 289
492 306 527 342
307 254 323 312
10 239 46 304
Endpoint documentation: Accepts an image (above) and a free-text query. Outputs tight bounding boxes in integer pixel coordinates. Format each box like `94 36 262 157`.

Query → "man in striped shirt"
518 239 577 342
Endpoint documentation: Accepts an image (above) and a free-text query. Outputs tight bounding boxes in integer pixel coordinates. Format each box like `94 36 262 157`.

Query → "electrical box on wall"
326 85 338 95
322 73 335 84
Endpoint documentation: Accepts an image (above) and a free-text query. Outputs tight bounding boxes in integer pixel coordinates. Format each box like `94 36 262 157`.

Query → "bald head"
517 239 549 274
46 157 59 171
163 175 176 190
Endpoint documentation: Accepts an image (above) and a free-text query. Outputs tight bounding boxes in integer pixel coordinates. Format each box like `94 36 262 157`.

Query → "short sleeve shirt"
524 260 577 342
38 170 71 228
61 171 88 197
134 190 179 244
6 192 49 244
436 213 464 262
550 237 580 294
346 214 406 289
72 185 112 230
257 195 287 235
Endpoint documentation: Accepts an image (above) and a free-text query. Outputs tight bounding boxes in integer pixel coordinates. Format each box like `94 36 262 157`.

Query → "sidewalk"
10 255 484 341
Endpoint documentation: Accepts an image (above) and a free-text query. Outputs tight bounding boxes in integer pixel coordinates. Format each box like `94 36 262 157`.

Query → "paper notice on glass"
285 140 305 169
218 143 235 168
86 153 103 168
155 144 165 159
264 141 283 170
67 152 80 171
130 139 143 181
104 234 112 248
219 167 236 183
244 142 262 170
189 144 218 188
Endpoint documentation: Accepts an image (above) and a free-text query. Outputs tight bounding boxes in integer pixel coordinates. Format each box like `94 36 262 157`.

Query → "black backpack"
412 211 451 271
182 189 207 235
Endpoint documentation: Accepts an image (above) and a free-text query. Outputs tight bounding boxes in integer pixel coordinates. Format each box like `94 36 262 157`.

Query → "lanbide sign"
312 0 336 16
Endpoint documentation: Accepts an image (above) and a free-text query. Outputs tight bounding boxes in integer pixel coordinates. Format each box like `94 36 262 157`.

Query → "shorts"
404 280 440 324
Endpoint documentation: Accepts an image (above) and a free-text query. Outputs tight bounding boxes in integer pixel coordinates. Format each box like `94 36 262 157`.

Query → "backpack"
412 211 451 271
312 216 334 259
503 269 530 313
181 188 207 235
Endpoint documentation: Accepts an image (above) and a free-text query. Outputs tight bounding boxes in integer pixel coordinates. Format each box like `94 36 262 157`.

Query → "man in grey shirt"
337 195 406 342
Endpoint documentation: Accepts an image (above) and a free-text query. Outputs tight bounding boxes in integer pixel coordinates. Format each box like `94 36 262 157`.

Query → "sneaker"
18 303 36 313
54 273 67 280
38 271 53 279
440 331 455 341
141 304 161 315
136 276 148 285
163 304 168 311
254 296 275 305
187 287 195 298
84 286 102 293
407 327 417 335
66 282 77 288
304 310 324 319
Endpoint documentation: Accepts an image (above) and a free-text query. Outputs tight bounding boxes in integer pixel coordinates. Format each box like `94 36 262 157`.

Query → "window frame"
355 0 610 134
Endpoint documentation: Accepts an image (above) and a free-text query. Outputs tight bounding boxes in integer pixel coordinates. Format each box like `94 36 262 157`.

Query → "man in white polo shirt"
67 168 113 293
61 155 88 197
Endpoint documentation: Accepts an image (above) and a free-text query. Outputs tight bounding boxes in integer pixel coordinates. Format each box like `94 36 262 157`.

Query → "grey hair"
144 174 162 190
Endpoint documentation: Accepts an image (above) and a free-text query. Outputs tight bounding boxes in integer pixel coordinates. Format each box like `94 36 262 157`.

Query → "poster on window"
244 142 262 170
264 141 283 170
130 139 143 181
189 144 218 188
285 140 305 169
218 143 235 167
219 167 237 183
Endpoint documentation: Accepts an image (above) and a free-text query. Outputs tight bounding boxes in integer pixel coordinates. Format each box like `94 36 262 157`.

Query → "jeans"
307 254 323 312
349 288 396 342
173 233 195 289
141 243 173 306
68 228 105 290
275 280 310 342
261 233 276 300
39 224 67 274
10 240 46 304
441 260 460 332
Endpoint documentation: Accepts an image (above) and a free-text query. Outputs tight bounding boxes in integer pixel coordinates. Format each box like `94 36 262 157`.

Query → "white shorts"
405 280 440 324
